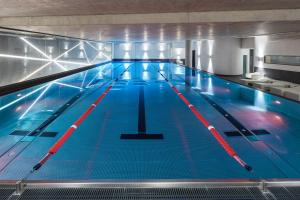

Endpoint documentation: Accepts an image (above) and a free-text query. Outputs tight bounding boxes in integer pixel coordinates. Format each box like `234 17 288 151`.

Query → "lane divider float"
32 67 130 171
158 70 252 172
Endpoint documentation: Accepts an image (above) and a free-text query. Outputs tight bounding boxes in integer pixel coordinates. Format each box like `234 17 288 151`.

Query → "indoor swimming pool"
0 61 300 181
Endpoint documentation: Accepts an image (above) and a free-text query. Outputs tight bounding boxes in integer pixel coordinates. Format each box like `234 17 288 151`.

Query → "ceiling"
1 0 300 17
1 0 300 41
7 21 300 42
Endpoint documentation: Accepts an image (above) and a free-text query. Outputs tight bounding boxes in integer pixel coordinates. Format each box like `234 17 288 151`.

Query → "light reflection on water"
254 90 266 111
159 63 164 71
142 63 148 71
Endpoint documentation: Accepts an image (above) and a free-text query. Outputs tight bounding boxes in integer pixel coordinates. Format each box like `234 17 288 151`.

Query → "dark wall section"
112 58 186 63
254 67 300 84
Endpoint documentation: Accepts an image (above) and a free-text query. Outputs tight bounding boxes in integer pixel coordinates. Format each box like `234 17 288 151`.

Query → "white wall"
171 41 185 61
113 38 243 75
242 37 255 49
113 42 171 59
254 36 300 72
196 37 243 75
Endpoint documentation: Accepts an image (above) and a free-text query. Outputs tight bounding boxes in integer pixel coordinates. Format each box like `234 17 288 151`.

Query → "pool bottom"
0 62 299 181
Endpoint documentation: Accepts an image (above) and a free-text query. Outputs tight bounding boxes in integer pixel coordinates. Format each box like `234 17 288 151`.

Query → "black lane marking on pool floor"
0 92 83 172
10 130 58 138
40 131 59 137
200 94 270 141
173 74 269 141
224 130 270 137
10 130 31 136
121 85 163 140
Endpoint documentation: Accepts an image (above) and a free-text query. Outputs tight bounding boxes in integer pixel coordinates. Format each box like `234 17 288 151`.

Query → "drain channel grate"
268 187 297 200
16 187 267 200
0 188 15 200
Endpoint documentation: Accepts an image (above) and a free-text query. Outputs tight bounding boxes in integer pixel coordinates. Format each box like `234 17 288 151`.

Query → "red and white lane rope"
33 67 129 171
158 71 252 172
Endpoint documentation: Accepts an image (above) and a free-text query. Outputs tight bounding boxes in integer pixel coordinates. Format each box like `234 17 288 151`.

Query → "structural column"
185 40 192 84
185 40 192 67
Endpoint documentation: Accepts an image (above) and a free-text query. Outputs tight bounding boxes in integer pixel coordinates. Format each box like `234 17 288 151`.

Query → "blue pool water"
0 61 300 181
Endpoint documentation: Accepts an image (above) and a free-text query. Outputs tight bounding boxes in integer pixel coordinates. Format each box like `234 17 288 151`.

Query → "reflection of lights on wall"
124 43 131 51
98 43 103 51
125 33 129 42
160 31 164 41
123 43 131 59
159 43 165 51
176 48 181 61
2 38 109 84
144 32 148 41
48 47 53 58
197 57 201 69
208 58 213 73
79 50 84 58
257 57 264 72
124 52 130 59
208 40 214 56
143 52 149 59
64 52 69 58
125 28 130 41
176 30 181 40
64 42 68 50
159 52 164 59
143 43 149 51
197 41 201 55
197 41 202 69
20 62 52 82
79 42 84 50
98 52 103 58
256 36 268 73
